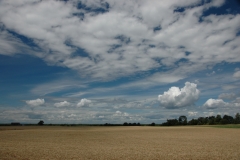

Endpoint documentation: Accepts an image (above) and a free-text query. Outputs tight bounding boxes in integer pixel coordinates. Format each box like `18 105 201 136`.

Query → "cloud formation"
54 101 71 108
158 82 200 109
203 98 240 109
0 0 239 81
77 98 91 107
203 98 226 109
26 98 45 106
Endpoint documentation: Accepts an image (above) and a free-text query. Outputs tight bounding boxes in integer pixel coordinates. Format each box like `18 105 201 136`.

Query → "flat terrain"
0 126 240 160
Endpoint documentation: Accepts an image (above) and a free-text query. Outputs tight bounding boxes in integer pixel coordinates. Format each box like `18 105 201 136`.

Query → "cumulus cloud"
203 98 240 109
54 101 71 108
203 99 227 109
158 82 200 109
0 0 239 81
233 71 240 79
77 98 91 107
26 98 45 106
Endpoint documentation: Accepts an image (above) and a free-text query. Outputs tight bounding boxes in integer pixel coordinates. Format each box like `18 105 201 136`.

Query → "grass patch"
213 124 240 128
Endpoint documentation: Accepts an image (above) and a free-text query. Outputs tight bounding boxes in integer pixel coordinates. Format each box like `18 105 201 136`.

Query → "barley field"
0 126 240 160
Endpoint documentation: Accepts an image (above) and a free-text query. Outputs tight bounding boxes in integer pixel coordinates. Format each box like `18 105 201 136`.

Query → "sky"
0 0 240 124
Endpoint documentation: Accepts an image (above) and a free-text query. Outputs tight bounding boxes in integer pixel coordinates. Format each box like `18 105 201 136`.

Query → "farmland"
0 126 240 159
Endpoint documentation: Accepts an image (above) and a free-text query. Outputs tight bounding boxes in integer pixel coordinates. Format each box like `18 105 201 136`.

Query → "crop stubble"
0 126 240 160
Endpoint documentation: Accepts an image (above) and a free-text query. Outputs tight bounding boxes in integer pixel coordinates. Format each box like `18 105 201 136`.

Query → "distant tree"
137 123 141 126
178 116 187 125
123 122 128 126
208 116 216 125
215 115 222 124
220 119 228 124
150 122 155 126
197 117 205 125
188 119 198 125
208 119 215 125
223 115 234 124
38 120 44 125
165 119 178 126
235 113 240 124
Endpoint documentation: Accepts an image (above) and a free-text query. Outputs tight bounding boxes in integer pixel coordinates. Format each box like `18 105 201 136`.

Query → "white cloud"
158 82 200 109
113 110 129 117
0 0 239 81
188 111 198 117
203 99 226 109
77 98 91 107
233 71 240 79
54 101 71 108
26 98 45 106
30 79 87 96
203 98 240 109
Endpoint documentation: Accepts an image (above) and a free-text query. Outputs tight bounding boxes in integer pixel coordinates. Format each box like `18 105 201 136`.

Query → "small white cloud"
233 70 240 79
26 98 45 107
54 101 71 108
203 98 226 109
77 98 91 107
116 111 122 114
113 110 129 117
188 111 198 116
206 71 215 76
158 82 200 109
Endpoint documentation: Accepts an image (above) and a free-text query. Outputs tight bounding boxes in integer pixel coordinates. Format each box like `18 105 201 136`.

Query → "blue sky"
0 0 240 124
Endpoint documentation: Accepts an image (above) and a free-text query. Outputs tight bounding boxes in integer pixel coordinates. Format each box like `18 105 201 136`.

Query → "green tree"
215 115 222 124
235 113 240 124
188 119 198 125
178 116 187 125
38 120 44 125
223 115 234 124
150 122 155 126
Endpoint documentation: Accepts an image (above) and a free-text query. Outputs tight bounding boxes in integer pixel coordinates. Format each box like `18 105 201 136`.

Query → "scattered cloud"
77 98 91 107
54 101 71 108
113 111 129 117
158 82 200 109
25 98 45 107
0 0 239 81
188 111 198 117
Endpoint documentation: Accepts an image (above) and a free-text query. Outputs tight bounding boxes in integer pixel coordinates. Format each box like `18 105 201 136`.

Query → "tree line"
162 113 240 126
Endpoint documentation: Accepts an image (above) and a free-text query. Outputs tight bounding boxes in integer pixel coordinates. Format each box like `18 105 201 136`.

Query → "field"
0 126 240 160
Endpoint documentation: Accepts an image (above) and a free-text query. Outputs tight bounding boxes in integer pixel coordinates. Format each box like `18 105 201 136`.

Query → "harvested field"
0 126 240 160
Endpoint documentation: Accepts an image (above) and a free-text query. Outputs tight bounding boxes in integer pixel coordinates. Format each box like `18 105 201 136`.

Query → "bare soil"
0 126 240 160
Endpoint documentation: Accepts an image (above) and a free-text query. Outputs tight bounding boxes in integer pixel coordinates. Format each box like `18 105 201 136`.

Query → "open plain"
0 126 240 160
